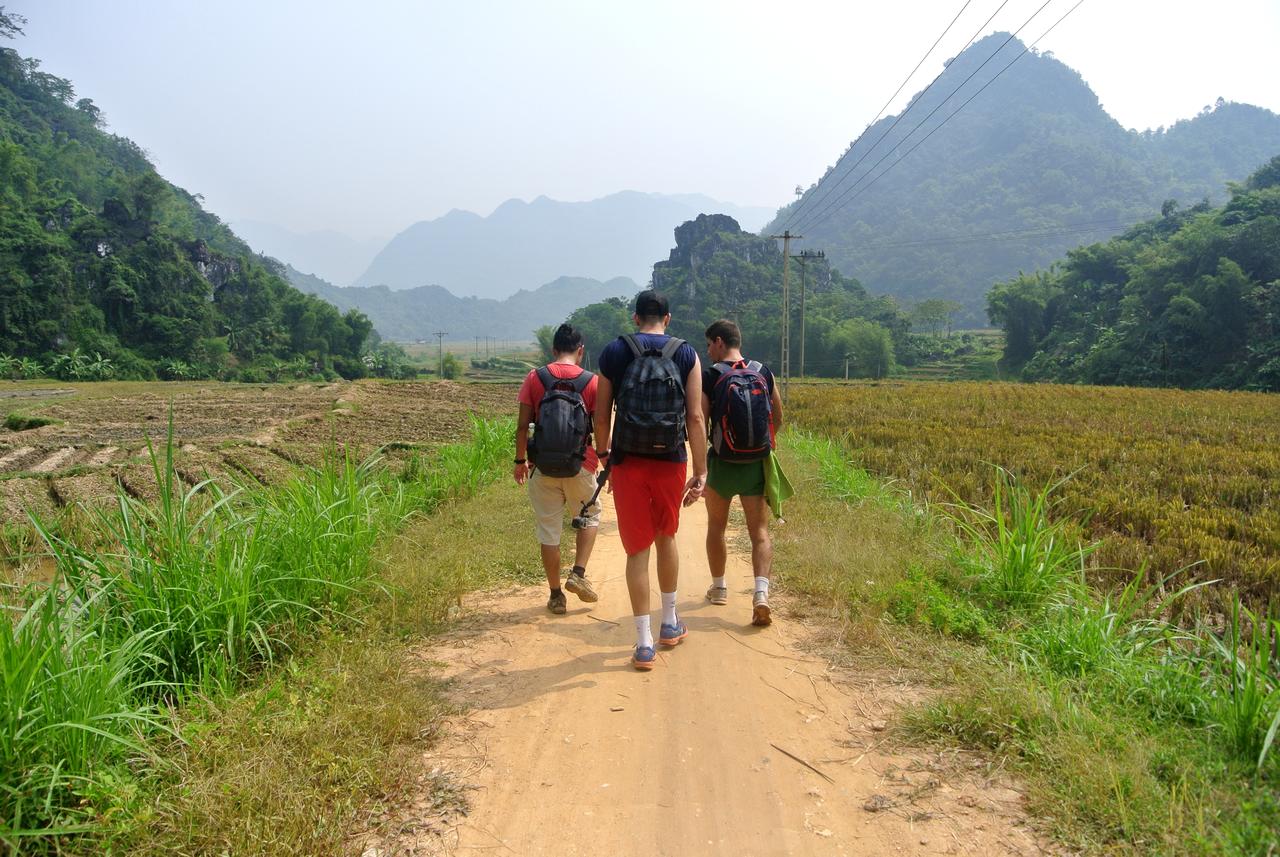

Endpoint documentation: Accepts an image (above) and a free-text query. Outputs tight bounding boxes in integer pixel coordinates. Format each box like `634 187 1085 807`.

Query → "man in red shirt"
515 324 601 614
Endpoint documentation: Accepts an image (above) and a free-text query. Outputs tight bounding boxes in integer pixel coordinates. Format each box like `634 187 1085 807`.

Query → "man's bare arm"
683 356 708 505
514 402 534 484
594 375 614 454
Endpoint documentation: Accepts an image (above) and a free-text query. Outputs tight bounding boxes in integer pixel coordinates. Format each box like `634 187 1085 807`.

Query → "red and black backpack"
709 360 772 462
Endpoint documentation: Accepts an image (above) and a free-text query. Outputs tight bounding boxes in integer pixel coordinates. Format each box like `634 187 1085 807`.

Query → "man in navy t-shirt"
594 290 707 670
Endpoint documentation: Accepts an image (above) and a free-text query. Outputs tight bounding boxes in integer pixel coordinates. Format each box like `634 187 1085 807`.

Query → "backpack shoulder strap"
621 334 644 358
659 337 685 360
535 365 556 392
745 360 763 373
569 369 593 394
713 361 734 374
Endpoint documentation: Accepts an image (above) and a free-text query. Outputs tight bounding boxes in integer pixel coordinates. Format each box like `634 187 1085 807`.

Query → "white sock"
661 591 678 626
634 615 653 649
755 576 770 595
711 575 725 590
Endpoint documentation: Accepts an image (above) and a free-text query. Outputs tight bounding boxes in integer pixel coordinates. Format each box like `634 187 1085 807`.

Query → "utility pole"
433 331 447 378
790 249 824 379
768 230 801 402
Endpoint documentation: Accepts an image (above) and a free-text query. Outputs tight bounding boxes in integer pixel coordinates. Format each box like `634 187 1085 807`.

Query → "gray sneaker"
547 590 567 614
706 583 728 605
563 571 599 603
751 591 772 626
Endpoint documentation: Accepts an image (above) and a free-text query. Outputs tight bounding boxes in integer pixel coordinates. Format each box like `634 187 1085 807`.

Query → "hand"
682 472 707 507
513 462 530 485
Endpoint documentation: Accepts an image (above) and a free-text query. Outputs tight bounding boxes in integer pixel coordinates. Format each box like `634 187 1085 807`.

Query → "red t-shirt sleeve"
517 370 543 409
582 373 598 416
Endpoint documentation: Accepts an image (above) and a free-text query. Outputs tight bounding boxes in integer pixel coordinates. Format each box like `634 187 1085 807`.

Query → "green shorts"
707 456 766 498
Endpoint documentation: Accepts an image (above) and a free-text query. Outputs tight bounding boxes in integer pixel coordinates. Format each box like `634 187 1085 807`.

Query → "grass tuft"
1 414 515 852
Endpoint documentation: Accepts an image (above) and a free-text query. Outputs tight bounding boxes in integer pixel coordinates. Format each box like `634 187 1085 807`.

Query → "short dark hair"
633 289 670 321
552 323 583 354
705 319 741 348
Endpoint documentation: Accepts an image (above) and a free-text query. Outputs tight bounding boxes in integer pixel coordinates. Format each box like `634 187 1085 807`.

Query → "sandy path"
377 496 1048 856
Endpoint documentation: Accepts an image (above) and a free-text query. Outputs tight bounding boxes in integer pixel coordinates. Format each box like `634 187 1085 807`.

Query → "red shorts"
610 458 687 556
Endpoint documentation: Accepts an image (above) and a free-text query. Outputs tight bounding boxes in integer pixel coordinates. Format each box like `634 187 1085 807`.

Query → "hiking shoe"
658 620 688 646
706 584 728 605
547 590 567 614
632 645 657 670
564 571 599 603
751 591 772 627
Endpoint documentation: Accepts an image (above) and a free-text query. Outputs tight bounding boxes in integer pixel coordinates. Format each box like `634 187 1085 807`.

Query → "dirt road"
377 496 1047 856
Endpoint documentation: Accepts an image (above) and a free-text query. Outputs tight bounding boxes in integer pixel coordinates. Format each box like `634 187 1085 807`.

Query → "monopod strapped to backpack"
528 367 593 478
612 334 687 455
709 359 773 462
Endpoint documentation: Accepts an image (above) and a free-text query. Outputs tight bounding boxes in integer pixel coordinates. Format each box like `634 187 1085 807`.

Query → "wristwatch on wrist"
513 458 526 464
595 449 610 459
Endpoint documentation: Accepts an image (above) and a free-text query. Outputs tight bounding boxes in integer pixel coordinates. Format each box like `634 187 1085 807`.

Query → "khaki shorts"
528 468 601 545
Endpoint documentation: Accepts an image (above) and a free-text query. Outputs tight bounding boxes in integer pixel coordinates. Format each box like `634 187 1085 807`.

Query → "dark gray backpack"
529 367 593 477
612 334 687 455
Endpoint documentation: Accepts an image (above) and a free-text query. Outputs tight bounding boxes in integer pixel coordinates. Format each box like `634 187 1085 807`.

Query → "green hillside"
0 18 372 381
769 34 1280 324
988 156 1280 390
565 214 916 378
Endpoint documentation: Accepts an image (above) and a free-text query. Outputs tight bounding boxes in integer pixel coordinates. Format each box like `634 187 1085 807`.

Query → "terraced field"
0 380 514 530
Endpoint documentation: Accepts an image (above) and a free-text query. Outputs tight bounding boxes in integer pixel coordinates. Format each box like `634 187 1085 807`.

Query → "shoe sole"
564 579 599 603
658 631 687 647
707 593 728 605
751 603 772 626
633 657 655 671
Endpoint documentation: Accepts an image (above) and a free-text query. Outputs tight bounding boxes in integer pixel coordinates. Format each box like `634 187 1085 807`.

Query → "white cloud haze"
11 0 1280 241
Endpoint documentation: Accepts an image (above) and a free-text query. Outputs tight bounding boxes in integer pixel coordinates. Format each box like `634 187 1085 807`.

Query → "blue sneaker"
632 645 657 670
658 620 688 647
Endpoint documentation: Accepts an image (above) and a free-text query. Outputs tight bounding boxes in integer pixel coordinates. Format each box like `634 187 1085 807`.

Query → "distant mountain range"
767 33 1280 323
287 268 638 342
231 220 382 288
354 191 774 297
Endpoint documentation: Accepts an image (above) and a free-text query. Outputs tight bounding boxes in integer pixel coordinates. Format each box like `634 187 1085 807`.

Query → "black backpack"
709 359 773 463
612 334 687 456
528 366 593 477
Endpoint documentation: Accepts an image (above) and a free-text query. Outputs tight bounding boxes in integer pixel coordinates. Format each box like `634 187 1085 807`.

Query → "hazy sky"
9 0 1280 241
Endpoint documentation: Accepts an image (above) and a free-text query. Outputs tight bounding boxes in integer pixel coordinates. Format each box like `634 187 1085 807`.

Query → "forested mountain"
987 156 1280 391
355 192 774 297
288 268 637 342
768 33 1280 324
565 215 912 378
0 21 373 381
232 219 382 287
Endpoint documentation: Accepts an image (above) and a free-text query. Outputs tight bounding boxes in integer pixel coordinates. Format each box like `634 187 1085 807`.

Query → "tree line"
0 10 378 382
988 155 1280 391
540 214 965 378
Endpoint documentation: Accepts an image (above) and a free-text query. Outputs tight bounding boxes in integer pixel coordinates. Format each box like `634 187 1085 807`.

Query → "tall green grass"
1 415 511 851
787 437 1280 853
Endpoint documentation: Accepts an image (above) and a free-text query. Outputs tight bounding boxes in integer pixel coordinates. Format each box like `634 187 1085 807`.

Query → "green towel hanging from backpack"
763 452 794 520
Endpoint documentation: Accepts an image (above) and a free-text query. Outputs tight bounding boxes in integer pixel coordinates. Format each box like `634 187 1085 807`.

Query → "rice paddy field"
0 379 512 542
788 380 1280 610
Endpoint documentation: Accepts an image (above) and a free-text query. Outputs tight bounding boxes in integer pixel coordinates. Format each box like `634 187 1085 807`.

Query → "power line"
783 0 1007 231
793 0 1056 234
852 216 1128 251
796 0 1086 235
